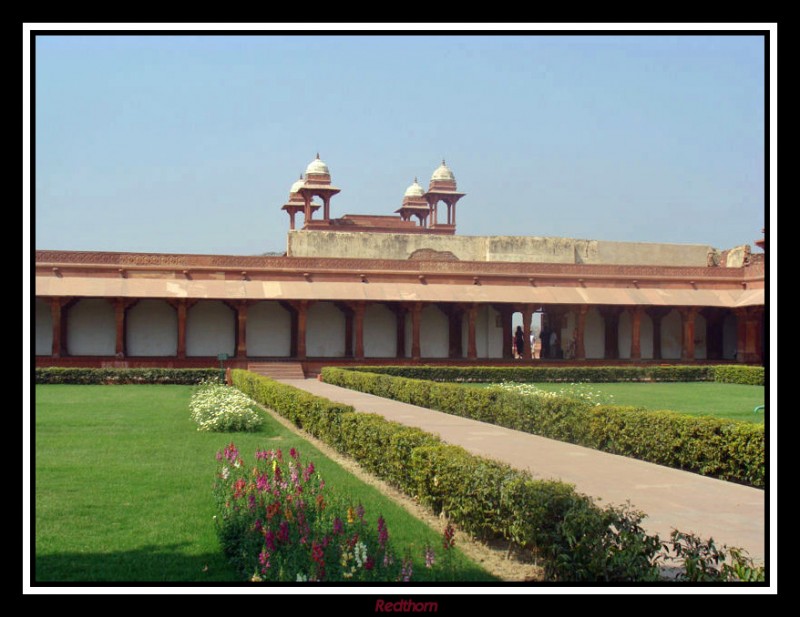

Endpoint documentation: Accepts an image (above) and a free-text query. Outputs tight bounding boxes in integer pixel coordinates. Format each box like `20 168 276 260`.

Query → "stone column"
411 302 422 360
49 298 69 358
323 195 330 222
296 301 308 360
448 306 463 359
467 304 478 360
680 307 698 361
235 301 248 359
522 304 533 361
113 298 127 357
703 309 724 360
395 305 406 359
743 307 763 364
303 194 312 223
647 308 669 361
451 200 456 227
600 307 622 360
353 302 365 361
289 211 296 231
630 307 643 360
575 305 588 360
176 299 187 360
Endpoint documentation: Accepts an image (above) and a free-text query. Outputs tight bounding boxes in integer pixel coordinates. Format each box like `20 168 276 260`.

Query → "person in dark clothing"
540 328 550 359
514 326 525 359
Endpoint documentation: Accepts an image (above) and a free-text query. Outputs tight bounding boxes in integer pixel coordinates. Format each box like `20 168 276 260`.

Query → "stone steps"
246 362 305 380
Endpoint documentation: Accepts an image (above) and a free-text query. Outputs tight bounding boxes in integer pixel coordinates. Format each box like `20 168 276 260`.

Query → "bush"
713 365 765 386
189 380 263 432
321 367 765 488
345 365 716 383
35 367 221 385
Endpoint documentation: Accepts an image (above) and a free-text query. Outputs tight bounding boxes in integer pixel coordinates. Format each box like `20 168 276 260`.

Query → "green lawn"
471 382 765 424
35 384 495 583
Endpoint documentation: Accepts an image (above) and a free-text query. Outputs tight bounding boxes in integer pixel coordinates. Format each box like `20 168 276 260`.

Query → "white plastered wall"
723 313 738 360
618 311 632 359
584 307 605 359
36 299 53 355
126 300 177 356
694 313 708 360
661 309 682 359
307 302 345 357
364 304 397 358
485 306 503 358
420 304 449 358
186 301 235 357
247 302 291 357
67 299 115 356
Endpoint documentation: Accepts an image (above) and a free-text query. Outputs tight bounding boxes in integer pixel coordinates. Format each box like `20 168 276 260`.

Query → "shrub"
35 367 221 385
321 367 764 487
345 365 716 383
189 380 263 432
713 365 765 386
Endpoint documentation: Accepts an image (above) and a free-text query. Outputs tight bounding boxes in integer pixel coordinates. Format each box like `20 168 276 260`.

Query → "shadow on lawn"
34 543 239 584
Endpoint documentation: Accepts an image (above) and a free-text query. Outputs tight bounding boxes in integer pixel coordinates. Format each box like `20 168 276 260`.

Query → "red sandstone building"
34 156 765 377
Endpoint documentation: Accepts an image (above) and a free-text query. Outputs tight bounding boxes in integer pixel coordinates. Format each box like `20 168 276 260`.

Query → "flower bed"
214 442 457 582
190 380 263 432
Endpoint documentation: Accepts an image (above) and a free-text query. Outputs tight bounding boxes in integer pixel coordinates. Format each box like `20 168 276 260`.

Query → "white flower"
221 466 230 480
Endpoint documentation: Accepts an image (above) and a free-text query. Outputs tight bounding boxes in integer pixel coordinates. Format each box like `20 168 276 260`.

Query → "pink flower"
377 516 388 548
443 523 456 550
424 545 436 568
289 447 298 460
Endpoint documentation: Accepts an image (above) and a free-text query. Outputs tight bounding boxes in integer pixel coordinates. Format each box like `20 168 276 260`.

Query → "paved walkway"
281 379 765 563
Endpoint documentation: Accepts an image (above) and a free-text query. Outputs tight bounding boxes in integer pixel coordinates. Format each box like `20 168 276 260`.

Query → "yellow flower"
347 507 356 523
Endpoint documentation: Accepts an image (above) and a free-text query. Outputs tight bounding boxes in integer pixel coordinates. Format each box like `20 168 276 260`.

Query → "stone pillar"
49 298 69 358
451 200 456 227
411 302 422 360
630 307 643 360
323 195 330 222
522 304 533 361
499 307 513 359
395 305 406 359
296 301 308 360
289 211 296 231
176 299 187 360
601 307 622 360
303 194 312 223
680 307 698 361
448 306 463 359
113 298 126 357
353 302 365 361
235 301 248 359
467 304 478 360
647 308 669 361
743 307 763 364
343 307 354 358
703 309 724 360
575 305 588 361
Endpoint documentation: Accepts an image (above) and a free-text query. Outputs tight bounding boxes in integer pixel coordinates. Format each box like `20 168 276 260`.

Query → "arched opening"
127 300 177 356
584 307 605 359
306 301 346 357
66 298 115 356
248 301 291 357
186 301 235 357
363 304 397 358
660 309 682 359
417 304 448 358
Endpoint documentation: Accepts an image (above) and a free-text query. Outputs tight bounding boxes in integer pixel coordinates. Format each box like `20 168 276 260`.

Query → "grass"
469 382 765 424
34 384 496 583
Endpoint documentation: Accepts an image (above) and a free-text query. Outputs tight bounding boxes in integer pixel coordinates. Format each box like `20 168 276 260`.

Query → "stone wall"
287 231 716 267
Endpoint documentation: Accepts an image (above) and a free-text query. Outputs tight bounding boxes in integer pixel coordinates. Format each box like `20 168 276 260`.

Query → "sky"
32 30 769 256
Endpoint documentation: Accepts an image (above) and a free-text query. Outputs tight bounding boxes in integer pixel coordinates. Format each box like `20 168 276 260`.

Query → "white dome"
404 179 425 197
305 154 330 176
431 160 455 182
289 177 305 193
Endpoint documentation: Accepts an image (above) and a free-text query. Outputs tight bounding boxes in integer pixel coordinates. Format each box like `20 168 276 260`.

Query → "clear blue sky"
33 33 768 255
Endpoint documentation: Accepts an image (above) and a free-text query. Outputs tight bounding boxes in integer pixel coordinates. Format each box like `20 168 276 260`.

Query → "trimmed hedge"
230 369 664 581
344 364 765 385
345 365 716 383
713 365 765 386
321 367 765 488
34 367 222 385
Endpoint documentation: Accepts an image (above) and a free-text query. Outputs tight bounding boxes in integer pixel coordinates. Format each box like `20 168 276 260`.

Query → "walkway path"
281 379 766 563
